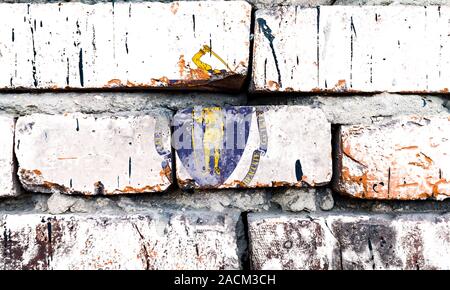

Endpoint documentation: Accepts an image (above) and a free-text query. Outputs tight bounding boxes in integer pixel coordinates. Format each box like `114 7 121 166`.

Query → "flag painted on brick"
173 105 332 189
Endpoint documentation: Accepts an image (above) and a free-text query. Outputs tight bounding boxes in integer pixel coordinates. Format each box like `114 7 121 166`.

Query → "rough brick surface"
0 116 18 197
0 0 334 9
335 115 450 200
15 112 172 195
3 1 450 272
0 210 241 270
249 213 450 270
174 105 332 189
252 6 450 93
0 1 251 91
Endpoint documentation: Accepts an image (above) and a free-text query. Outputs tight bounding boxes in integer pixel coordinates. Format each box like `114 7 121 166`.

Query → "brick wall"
0 0 449 270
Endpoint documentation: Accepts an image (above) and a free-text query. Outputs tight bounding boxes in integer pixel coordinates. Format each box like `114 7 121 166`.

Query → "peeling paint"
0 1 251 91
15 113 173 195
0 212 241 270
249 213 450 270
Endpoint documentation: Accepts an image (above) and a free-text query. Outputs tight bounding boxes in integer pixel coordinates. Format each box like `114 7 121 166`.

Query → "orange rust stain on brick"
398 145 419 150
150 76 170 86
334 79 347 91
408 161 431 169
417 192 432 199
342 142 352 156
119 184 162 193
341 131 449 200
380 167 446 200
125 80 146 87
177 54 217 81
226 180 247 187
20 168 43 183
342 143 367 168
178 55 186 77
160 166 172 182
432 179 450 197
416 152 433 164
126 80 136 87
43 180 70 192
341 166 369 198
160 76 170 85
271 181 288 187
106 79 123 87
267 80 280 90
188 68 210 80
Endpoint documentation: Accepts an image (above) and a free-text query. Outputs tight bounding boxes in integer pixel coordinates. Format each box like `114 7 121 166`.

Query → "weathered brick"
335 115 450 200
0 116 18 197
173 105 332 189
0 1 251 91
0 210 241 269
248 213 450 270
252 6 450 93
0 0 334 9
15 112 172 195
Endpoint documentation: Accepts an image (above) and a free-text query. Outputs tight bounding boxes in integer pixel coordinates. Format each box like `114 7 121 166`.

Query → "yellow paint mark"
192 45 232 74
202 107 223 175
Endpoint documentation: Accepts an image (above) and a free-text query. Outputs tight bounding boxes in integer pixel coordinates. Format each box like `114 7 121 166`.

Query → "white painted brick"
249 213 450 270
15 112 172 195
0 210 241 270
335 115 450 200
174 105 332 189
0 1 251 91
0 116 18 197
252 6 450 93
